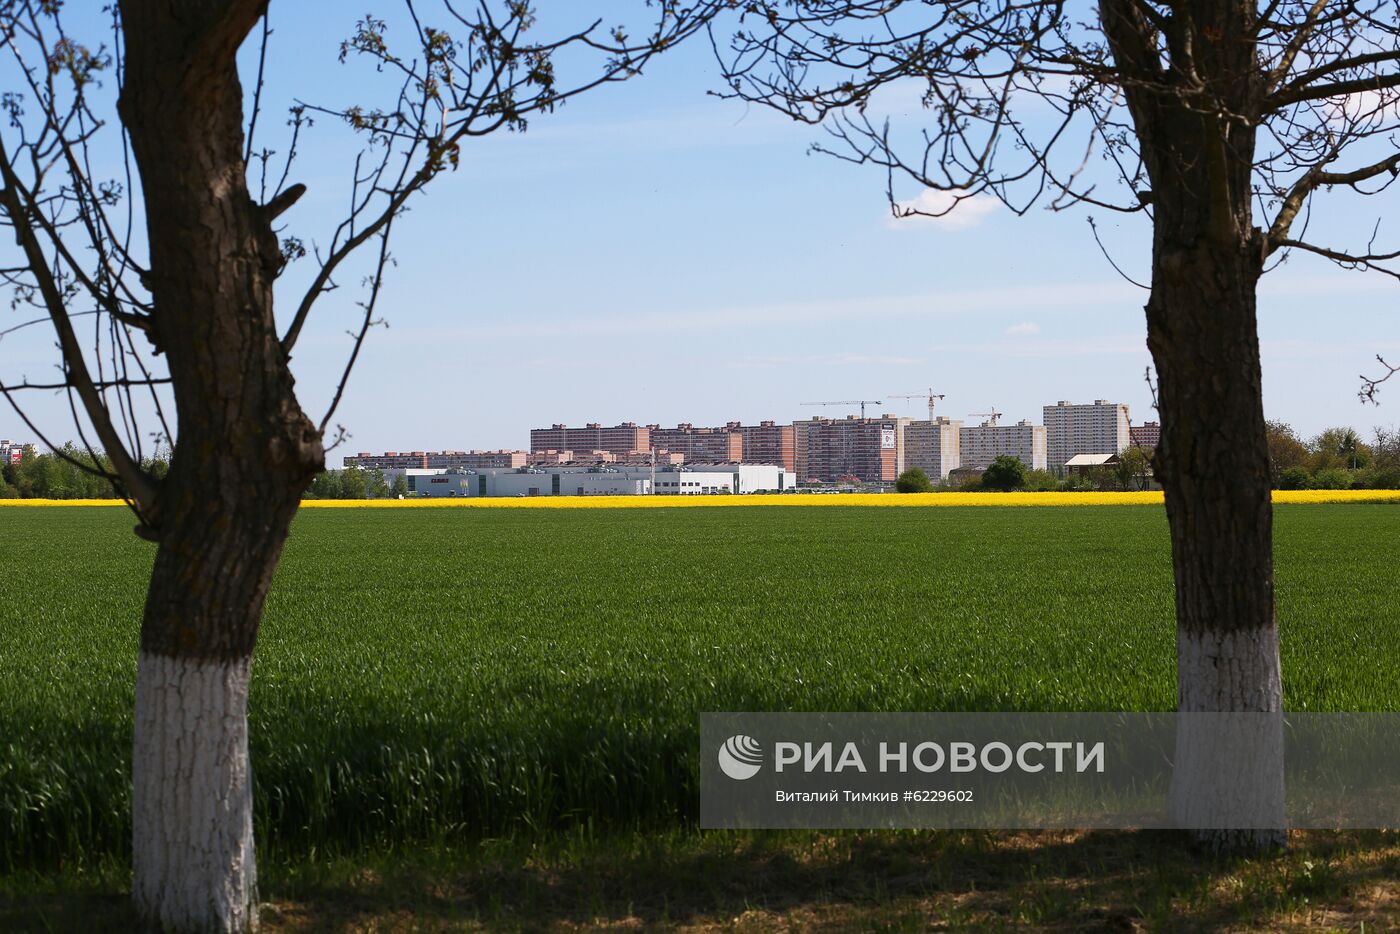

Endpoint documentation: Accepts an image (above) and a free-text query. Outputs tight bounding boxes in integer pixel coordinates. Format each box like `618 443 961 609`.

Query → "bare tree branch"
1362 355 1400 403
282 1 725 358
0 141 157 515
716 0 1400 405
1266 152 1400 251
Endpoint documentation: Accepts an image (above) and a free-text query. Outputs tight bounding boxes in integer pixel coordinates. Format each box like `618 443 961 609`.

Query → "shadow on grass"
0 891 137 932
6 829 1399 932
256 829 1400 931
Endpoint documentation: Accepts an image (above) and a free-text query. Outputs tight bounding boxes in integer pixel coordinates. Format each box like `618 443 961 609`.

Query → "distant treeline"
305 469 407 500
933 424 1400 494
0 444 167 499
0 447 401 500
1266 423 1400 490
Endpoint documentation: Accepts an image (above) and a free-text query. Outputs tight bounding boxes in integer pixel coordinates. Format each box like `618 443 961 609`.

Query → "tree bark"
1100 0 1285 851
1146 240 1286 850
119 2 323 929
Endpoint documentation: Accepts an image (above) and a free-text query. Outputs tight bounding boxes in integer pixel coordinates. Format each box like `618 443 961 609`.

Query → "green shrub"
982 455 1028 491
1351 467 1400 490
937 472 982 491
1278 465 1312 490
895 467 933 493
1310 468 1351 490
1059 472 1097 492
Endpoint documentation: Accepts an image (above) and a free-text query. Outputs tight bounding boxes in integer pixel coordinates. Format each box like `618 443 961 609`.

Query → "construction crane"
802 399 884 418
890 389 945 423
969 407 1003 426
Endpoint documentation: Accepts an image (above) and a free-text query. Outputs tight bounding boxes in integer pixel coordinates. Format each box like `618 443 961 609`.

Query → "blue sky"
2 2 1397 454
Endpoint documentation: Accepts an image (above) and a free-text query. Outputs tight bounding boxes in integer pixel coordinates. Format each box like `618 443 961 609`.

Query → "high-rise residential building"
1130 421 1160 449
0 439 24 465
892 415 913 476
793 416 900 483
647 424 744 463
793 420 811 481
960 419 1047 472
903 417 962 480
726 420 796 472
1042 400 1131 471
529 422 651 456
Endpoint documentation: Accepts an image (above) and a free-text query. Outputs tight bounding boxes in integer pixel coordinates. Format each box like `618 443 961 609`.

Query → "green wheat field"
1 503 1396 873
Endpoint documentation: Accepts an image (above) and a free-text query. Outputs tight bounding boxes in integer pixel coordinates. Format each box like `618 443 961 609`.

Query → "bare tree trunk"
1147 238 1286 850
118 2 323 928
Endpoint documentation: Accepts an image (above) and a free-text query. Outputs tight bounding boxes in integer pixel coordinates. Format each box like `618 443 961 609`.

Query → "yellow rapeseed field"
3 490 1398 508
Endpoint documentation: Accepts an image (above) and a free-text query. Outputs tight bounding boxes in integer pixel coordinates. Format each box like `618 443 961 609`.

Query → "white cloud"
1004 322 1041 336
886 188 1001 231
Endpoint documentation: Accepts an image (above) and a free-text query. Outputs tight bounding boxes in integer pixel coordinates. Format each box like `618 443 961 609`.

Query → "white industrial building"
902 418 961 480
650 462 795 494
960 420 1047 472
385 463 795 498
379 468 460 492
1043 400 1130 472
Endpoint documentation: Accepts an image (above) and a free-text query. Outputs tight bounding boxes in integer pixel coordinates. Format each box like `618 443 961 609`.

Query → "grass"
1 503 1398 882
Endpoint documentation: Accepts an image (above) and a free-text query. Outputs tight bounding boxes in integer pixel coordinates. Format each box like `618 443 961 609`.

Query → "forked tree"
0 1 718 929
719 0 1400 849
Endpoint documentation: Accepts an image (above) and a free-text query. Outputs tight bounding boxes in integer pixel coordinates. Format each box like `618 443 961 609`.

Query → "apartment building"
903 417 962 480
960 419 1047 472
1043 400 1131 471
647 424 744 463
528 422 651 456
1129 421 1160 449
727 420 796 472
344 451 430 469
794 416 900 483
0 439 24 465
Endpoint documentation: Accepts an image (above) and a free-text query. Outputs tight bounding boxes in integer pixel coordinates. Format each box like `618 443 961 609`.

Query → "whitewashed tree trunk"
132 652 258 933
119 3 326 926
1101 0 1289 853
1176 627 1282 715
1169 627 1287 850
